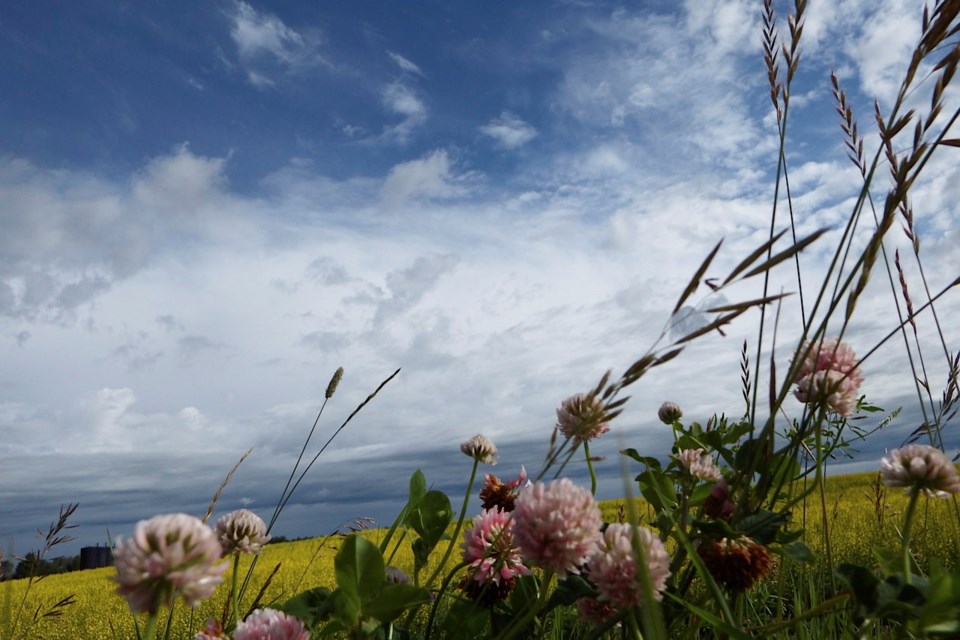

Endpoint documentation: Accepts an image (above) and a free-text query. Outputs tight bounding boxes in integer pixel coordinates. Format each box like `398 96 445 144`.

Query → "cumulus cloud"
0 145 240 321
380 149 466 205
480 112 538 149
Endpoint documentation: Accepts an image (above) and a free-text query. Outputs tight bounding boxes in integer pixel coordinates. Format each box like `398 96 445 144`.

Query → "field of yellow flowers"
3 471 958 640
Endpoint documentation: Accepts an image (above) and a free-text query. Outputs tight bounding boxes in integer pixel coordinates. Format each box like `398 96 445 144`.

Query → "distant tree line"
3 552 81 580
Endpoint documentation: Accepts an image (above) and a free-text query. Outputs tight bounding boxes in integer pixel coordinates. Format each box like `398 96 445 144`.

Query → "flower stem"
423 560 470 640
425 458 479 591
495 571 554 640
141 613 159 640
901 490 921 584
230 554 241 628
584 441 597 496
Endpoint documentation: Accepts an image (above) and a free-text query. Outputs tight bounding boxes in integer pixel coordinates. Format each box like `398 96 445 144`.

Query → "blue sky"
2 0 959 556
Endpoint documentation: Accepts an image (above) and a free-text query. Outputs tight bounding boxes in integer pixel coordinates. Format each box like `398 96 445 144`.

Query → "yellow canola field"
3 472 959 639
1 533 401 640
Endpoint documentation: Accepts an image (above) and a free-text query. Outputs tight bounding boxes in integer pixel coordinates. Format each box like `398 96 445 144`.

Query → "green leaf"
406 490 452 547
780 540 815 564
409 469 427 504
688 482 714 507
334 535 386 624
362 584 430 625
317 618 351 638
411 538 431 574
836 563 881 624
442 600 490 639
736 509 787 545
548 574 596 608
637 469 677 514
279 586 333 627
620 448 661 469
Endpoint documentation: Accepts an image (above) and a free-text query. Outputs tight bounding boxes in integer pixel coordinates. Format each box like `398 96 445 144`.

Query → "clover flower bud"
658 402 683 425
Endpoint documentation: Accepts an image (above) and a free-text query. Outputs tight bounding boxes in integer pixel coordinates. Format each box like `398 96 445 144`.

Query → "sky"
2 0 959 558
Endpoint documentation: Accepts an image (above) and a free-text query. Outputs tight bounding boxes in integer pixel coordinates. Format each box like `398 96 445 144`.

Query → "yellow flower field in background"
5 471 958 639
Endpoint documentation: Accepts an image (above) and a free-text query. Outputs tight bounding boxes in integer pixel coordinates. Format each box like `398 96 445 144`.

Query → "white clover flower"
114 513 226 614
557 393 610 443
460 434 498 465
880 445 960 497
215 509 271 555
677 448 722 481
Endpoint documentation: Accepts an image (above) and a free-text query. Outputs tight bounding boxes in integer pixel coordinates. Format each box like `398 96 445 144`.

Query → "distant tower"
79 545 114 569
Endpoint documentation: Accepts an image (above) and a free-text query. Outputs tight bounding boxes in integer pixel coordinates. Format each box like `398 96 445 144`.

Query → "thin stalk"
424 459 479 591
141 613 159 640
267 398 330 532
230 554 241 629
423 560 471 640
814 416 836 593
900 490 922 585
584 440 598 496
494 571 554 640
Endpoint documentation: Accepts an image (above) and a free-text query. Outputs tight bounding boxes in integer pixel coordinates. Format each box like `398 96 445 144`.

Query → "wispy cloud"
227 1 327 88
379 81 427 142
387 51 424 76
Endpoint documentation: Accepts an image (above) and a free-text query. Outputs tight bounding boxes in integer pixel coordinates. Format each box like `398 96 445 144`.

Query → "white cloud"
845 0 919 106
380 81 427 142
3 0 960 555
0 145 249 321
480 112 538 149
231 1 303 61
228 1 326 87
554 1 769 169
387 51 424 76
380 149 464 205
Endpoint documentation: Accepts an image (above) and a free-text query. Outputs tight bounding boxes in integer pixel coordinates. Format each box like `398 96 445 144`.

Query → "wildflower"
880 444 960 497
234 608 310 640
658 401 683 425
703 478 735 521
385 566 410 585
114 513 226 614
194 618 227 640
585 524 670 609
676 448 722 481
460 507 529 603
460 434 498 465
793 338 862 416
557 393 610 443
215 509 271 555
479 466 528 512
698 537 770 591
512 478 602 578
575 597 617 626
